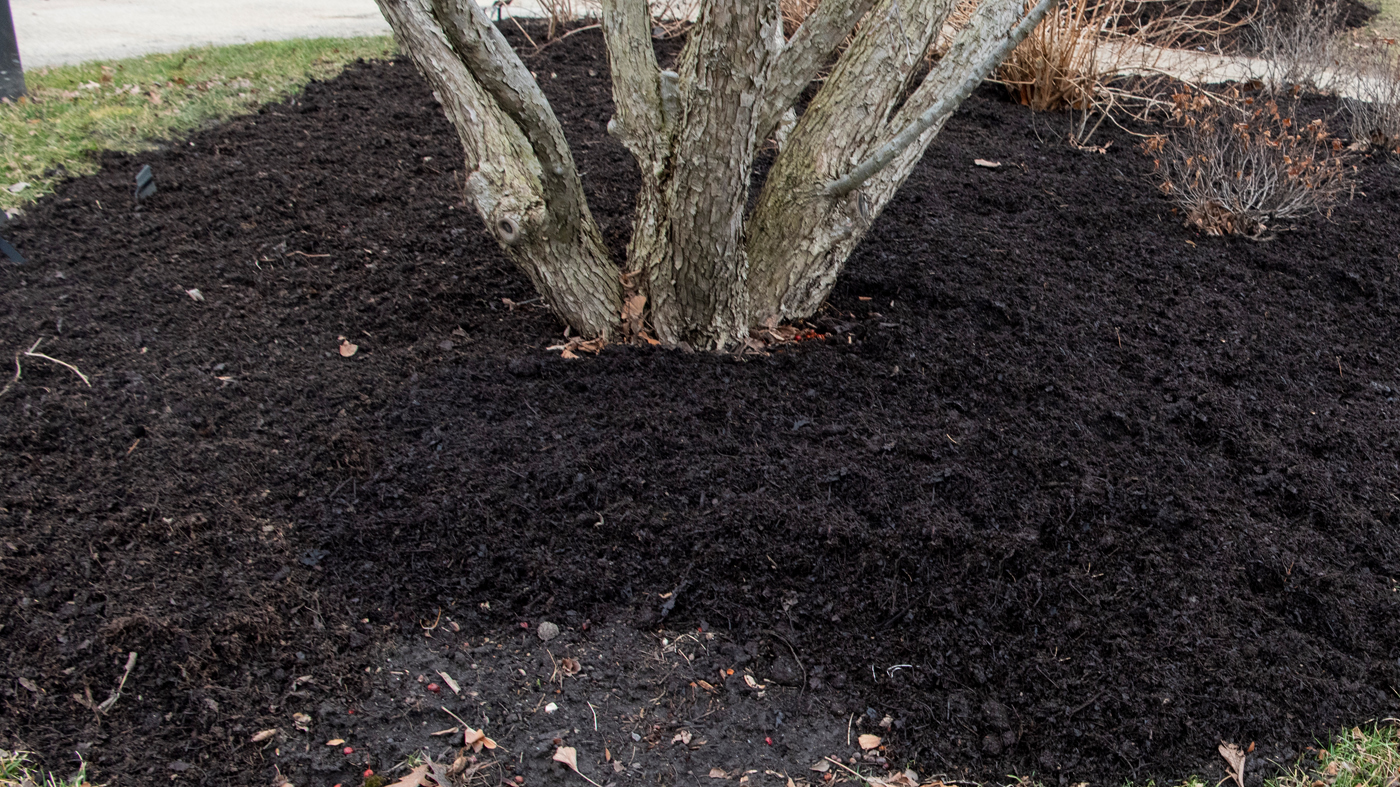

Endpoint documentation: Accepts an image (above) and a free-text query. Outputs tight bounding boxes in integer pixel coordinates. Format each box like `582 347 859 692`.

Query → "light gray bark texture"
374 0 1055 349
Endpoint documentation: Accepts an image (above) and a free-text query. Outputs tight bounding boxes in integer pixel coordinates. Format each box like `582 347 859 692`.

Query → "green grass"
0 35 397 211
1270 722 1400 787
0 749 89 787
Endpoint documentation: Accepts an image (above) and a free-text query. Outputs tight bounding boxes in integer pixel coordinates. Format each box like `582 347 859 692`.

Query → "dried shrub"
1248 0 1346 96
996 0 1251 113
538 0 578 40
647 0 701 38
1144 86 1352 238
780 0 823 37
998 0 1112 110
1342 36 1400 155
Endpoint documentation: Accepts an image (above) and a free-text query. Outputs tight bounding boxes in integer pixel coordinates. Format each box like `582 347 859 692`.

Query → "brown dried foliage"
997 0 1252 112
1144 86 1352 238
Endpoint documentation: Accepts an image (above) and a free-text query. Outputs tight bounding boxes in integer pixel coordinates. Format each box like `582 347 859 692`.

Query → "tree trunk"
374 0 623 338
375 0 1057 349
746 0 1052 323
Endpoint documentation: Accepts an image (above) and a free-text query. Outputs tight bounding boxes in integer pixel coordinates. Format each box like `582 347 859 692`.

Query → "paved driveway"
11 0 394 67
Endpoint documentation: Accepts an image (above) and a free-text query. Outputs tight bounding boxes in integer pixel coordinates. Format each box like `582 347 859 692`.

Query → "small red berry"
765 737 773 746
347 709 355 714
520 621 529 629
364 769 375 778
426 683 441 693
343 746 354 755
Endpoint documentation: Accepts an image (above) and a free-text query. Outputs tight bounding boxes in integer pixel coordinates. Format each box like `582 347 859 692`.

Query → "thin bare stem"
0 350 20 397
23 338 91 387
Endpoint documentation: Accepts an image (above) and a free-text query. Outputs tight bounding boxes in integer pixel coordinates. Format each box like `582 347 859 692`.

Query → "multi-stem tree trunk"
375 0 1056 350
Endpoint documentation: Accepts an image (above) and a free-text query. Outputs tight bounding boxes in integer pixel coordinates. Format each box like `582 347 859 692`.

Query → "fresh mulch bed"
2 23 1398 787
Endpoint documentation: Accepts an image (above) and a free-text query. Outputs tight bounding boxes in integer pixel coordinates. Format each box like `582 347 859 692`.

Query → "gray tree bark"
374 0 1056 349
375 0 622 337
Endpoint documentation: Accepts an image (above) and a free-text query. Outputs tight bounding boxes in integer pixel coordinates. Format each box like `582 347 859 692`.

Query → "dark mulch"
2 22 1398 787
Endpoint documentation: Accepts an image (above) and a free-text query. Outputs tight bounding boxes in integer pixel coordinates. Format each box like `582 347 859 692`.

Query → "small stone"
536 621 560 641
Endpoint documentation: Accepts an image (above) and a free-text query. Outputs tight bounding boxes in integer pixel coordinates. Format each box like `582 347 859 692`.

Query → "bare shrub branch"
1145 86 1353 238
991 0 1252 149
1248 0 1345 96
1342 36 1400 155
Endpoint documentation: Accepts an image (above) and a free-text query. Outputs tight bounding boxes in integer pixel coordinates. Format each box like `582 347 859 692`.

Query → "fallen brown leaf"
710 768 730 779
1219 741 1246 787
858 734 882 750
386 764 432 787
437 670 461 695
325 738 345 746
560 657 582 676
250 728 277 743
974 159 1002 168
553 746 603 787
464 726 497 753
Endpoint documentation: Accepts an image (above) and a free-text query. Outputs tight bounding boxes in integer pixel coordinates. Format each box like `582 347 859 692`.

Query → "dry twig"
0 338 93 397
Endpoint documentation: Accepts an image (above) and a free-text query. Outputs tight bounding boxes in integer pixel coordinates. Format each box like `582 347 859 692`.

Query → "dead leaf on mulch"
869 771 920 787
671 729 692 745
553 746 603 786
250 728 277 743
709 767 730 778
974 159 1001 168
560 657 582 676
386 764 432 787
1219 740 1246 787
338 336 358 357
547 337 604 359
858 734 882 750
436 670 461 695
464 726 497 753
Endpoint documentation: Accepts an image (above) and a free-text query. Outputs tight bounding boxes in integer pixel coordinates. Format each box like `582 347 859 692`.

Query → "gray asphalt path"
8 1 641 68
11 0 396 68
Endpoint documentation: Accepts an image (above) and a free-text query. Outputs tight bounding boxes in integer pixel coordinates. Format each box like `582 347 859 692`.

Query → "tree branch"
600 0 666 165
430 0 586 220
824 0 1059 196
758 0 877 142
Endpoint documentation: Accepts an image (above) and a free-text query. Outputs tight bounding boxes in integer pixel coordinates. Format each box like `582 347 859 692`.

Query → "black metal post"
0 0 24 101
